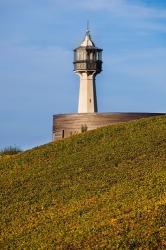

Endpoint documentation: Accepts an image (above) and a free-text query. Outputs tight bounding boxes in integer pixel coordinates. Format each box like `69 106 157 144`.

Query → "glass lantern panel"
76 50 86 60
90 52 93 60
83 50 87 60
78 51 82 60
86 51 90 60
80 51 83 60
76 51 79 60
78 51 81 60
99 51 102 60
74 51 77 61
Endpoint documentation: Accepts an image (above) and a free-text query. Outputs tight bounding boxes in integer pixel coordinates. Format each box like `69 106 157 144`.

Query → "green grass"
1 116 166 249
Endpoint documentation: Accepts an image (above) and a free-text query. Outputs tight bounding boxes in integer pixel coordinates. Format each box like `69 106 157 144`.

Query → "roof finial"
86 20 90 35
80 21 95 47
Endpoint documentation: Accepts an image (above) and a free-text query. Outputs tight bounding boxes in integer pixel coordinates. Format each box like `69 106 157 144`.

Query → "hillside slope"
1 116 166 249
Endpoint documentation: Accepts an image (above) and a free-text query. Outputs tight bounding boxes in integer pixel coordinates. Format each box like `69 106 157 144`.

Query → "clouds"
54 0 166 19
0 42 73 111
78 0 166 36
103 46 166 96
0 43 76 149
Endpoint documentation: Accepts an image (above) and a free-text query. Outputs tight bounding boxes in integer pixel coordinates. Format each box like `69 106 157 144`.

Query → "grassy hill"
1 116 166 249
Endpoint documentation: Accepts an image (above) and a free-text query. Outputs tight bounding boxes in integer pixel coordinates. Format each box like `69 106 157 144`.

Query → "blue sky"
0 0 166 150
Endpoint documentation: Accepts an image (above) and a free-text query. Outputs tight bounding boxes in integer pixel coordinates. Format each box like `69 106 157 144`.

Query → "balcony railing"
73 60 102 72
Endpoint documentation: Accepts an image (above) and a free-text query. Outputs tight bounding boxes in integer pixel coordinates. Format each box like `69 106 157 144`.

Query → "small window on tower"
89 99 91 103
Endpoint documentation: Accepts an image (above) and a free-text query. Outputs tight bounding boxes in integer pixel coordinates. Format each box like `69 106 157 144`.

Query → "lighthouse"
53 28 164 141
73 29 103 113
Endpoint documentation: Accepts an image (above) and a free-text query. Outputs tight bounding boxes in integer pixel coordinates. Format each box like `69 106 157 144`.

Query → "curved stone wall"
53 112 165 141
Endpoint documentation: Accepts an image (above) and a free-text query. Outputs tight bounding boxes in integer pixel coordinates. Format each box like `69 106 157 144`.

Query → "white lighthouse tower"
53 28 164 141
73 29 103 113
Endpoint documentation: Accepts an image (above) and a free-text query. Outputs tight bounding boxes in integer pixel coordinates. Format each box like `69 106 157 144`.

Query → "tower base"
52 112 165 141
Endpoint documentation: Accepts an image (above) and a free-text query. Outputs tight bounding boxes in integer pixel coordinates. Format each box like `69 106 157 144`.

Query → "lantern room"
73 30 102 74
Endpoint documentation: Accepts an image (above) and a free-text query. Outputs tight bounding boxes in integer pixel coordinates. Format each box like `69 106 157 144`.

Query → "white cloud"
53 0 166 34
104 47 166 90
76 0 166 19
0 42 73 107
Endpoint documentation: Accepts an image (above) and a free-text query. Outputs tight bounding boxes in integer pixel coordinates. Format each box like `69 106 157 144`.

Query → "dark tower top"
73 30 103 74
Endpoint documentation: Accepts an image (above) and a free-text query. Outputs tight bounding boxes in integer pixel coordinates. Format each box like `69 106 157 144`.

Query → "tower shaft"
78 72 97 113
